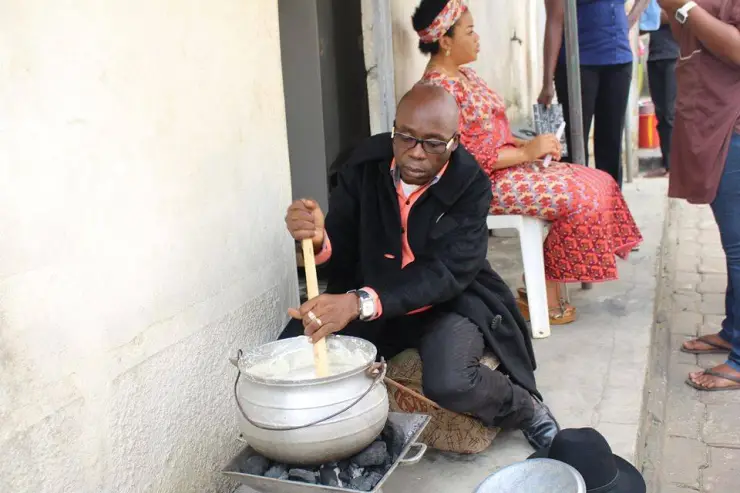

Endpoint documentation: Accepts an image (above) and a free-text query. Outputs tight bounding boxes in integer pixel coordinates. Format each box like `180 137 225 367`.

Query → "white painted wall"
0 1 297 492
389 0 544 122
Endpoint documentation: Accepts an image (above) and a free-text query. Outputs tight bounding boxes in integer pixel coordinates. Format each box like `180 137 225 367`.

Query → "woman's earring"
445 49 451 57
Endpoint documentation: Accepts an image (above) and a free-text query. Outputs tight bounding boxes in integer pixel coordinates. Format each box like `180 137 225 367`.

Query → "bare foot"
682 333 731 352
688 364 740 390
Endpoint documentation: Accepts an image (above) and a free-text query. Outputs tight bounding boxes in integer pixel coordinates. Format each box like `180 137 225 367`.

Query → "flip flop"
680 335 731 355
685 369 740 392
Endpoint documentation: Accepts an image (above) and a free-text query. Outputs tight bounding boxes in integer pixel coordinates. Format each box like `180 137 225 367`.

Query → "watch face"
361 299 374 317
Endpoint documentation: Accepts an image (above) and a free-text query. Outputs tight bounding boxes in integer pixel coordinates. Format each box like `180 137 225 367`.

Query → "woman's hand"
524 134 562 161
537 83 556 107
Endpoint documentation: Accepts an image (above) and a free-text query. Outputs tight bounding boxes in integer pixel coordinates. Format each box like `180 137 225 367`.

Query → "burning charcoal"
351 441 389 467
350 471 384 492
240 455 270 476
319 466 340 487
382 421 406 461
264 463 288 479
289 468 317 484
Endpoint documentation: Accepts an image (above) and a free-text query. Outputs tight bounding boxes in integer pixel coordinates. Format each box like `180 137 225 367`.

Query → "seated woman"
412 0 643 324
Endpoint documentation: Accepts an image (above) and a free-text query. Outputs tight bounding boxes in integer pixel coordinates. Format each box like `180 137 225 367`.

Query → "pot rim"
237 335 377 386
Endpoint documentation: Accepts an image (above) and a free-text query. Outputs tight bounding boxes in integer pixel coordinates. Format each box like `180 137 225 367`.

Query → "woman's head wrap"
416 0 467 44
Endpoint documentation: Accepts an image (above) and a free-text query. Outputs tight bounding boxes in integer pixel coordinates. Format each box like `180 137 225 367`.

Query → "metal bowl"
232 336 389 465
474 458 586 493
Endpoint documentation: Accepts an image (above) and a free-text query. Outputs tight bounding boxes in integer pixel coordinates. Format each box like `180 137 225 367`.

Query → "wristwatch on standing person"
675 1 698 24
348 289 375 321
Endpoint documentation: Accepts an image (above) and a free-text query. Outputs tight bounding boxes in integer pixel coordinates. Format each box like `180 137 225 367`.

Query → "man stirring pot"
280 85 560 450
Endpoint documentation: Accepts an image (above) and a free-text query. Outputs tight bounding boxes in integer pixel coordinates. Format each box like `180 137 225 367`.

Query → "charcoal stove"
222 412 430 493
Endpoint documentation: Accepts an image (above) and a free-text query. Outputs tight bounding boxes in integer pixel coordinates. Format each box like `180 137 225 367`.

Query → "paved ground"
640 199 740 493
232 177 669 493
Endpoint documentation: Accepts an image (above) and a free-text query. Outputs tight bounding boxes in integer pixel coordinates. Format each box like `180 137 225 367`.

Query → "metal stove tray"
222 412 431 493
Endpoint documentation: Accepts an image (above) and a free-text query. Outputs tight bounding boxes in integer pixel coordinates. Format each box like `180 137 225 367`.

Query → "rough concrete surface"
0 3 297 492
0 0 297 493
230 177 669 493
640 199 740 493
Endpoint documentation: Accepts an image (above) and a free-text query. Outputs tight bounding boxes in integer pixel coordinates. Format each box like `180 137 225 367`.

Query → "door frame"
361 0 396 134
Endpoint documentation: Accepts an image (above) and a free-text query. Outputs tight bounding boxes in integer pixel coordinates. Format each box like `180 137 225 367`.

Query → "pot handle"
398 442 427 466
232 352 387 432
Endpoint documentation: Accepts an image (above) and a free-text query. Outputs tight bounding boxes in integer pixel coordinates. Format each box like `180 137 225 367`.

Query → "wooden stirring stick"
302 238 330 377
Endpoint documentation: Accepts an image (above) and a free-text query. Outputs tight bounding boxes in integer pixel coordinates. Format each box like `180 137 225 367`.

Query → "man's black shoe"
521 396 560 451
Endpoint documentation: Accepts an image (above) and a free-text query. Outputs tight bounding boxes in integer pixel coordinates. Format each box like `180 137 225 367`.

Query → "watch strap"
348 289 377 321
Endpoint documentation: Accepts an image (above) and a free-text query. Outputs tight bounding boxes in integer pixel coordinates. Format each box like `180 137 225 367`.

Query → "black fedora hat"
528 428 646 493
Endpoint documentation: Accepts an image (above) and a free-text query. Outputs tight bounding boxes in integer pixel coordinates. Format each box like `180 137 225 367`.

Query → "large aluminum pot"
232 335 389 465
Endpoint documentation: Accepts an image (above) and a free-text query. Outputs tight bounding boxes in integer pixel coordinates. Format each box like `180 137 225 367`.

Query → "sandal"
517 288 577 325
680 335 731 355
685 369 740 392
644 168 669 178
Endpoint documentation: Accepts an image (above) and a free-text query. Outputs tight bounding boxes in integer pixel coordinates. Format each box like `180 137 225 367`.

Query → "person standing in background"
540 0 650 188
660 0 740 391
644 6 679 178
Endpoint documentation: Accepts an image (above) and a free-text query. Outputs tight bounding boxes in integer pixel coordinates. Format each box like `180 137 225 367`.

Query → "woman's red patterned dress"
421 67 643 282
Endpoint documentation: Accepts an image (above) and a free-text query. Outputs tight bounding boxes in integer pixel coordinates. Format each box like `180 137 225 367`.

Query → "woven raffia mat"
385 349 501 454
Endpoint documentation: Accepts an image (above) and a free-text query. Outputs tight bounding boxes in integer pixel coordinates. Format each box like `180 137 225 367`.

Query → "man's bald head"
396 84 460 134
392 84 460 185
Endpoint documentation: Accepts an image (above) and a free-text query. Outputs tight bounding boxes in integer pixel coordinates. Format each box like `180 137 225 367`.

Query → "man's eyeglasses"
391 128 457 155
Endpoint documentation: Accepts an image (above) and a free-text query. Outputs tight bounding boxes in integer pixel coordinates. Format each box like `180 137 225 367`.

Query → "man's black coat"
321 133 539 397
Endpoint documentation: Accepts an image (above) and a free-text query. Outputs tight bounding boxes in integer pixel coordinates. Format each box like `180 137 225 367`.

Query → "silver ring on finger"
307 311 323 327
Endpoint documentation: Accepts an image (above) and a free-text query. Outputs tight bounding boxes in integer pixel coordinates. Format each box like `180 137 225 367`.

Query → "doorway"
278 0 370 212
278 0 371 294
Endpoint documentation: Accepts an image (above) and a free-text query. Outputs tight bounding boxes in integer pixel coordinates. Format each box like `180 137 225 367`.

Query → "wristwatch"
675 1 698 24
350 289 376 321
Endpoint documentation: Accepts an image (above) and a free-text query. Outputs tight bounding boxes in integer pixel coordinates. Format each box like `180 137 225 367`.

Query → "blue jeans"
713 132 740 372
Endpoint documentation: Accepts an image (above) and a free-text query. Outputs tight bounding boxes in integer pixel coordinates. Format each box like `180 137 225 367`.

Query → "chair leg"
519 218 551 338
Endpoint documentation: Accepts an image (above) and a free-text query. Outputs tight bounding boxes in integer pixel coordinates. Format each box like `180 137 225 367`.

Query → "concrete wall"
388 0 543 122
0 1 297 492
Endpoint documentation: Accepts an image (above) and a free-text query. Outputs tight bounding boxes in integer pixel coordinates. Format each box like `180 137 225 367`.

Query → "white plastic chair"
487 215 551 338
